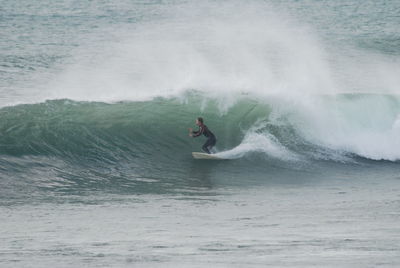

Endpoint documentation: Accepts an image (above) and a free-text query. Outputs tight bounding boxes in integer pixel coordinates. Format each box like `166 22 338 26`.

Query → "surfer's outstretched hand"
188 128 193 137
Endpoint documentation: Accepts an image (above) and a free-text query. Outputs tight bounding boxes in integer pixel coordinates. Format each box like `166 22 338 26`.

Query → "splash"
44 1 335 107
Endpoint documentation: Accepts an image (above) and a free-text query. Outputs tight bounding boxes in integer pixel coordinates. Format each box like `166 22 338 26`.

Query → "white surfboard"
192 152 223 160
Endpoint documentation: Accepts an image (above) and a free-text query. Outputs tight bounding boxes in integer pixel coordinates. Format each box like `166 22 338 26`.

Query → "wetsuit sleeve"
192 126 203 137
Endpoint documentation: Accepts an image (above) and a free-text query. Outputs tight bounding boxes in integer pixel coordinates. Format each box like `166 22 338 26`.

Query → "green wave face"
0 95 275 197
1 93 400 197
0 97 258 158
2 93 400 160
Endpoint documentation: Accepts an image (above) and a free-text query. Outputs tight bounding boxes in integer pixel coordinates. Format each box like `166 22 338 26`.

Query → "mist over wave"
3 1 398 107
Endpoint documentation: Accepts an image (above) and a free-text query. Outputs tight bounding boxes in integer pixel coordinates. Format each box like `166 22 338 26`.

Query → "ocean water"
1 0 400 267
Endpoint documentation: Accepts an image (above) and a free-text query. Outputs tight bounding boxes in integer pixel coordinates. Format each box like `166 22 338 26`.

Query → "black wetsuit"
192 124 216 154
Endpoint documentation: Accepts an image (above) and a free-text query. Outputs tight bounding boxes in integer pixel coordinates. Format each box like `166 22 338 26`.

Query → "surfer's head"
196 117 204 126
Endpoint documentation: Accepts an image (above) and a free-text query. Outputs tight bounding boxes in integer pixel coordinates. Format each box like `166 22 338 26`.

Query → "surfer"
189 117 217 154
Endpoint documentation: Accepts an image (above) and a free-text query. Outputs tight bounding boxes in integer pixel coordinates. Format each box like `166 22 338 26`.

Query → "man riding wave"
189 117 217 154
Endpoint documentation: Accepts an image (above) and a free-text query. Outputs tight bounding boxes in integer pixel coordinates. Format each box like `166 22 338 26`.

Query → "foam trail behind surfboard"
215 132 299 161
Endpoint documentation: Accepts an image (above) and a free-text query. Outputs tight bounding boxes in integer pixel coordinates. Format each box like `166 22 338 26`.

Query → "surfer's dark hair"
197 117 204 124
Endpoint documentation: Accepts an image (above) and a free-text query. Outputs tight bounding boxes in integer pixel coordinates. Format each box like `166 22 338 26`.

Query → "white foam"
216 128 299 161
283 95 400 161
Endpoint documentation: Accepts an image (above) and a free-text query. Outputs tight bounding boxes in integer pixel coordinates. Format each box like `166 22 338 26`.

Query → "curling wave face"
1 95 400 200
1 92 400 163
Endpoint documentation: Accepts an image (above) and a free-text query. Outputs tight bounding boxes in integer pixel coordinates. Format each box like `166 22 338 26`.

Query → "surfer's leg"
208 137 217 153
202 138 213 154
202 137 216 154
202 146 211 154
202 144 211 154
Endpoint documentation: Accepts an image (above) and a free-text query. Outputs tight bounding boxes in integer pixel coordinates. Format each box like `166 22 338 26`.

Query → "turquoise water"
1 0 400 267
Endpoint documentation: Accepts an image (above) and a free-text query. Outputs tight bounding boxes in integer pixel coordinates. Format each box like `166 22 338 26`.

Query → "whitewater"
1 0 400 267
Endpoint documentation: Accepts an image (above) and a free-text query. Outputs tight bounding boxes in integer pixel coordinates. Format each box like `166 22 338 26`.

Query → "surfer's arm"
191 126 203 137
